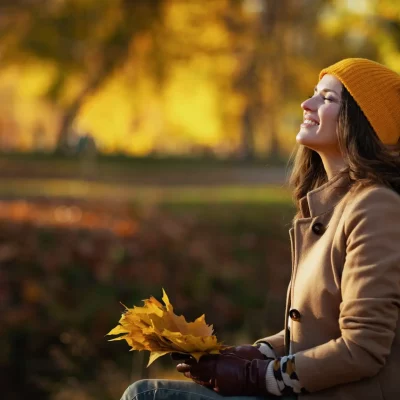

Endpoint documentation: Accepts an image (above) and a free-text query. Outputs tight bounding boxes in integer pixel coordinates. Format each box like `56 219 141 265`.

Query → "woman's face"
297 74 342 154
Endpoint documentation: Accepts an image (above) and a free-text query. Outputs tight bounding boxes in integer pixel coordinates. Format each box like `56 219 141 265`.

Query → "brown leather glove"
220 344 267 360
171 344 266 364
176 353 272 396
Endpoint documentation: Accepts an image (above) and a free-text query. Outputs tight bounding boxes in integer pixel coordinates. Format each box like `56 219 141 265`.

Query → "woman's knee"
121 379 157 400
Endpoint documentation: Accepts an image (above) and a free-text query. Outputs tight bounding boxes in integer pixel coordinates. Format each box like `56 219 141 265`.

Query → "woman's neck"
318 152 347 180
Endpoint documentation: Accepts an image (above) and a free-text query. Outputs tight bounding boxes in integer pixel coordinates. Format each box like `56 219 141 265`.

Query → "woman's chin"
296 135 320 151
296 132 313 146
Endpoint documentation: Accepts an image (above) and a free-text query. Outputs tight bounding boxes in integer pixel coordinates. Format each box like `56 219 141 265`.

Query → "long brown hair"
288 86 400 218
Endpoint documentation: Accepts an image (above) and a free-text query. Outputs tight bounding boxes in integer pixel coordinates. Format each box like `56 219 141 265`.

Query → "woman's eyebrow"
314 87 339 95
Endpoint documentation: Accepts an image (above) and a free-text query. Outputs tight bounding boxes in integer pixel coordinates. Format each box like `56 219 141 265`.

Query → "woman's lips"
301 118 319 128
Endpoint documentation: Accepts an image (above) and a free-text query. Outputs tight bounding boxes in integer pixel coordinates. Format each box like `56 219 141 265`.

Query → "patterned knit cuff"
256 342 276 360
266 361 282 395
272 355 307 395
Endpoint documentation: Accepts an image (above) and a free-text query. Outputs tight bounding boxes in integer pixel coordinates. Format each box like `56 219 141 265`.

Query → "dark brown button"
312 222 325 235
289 308 301 321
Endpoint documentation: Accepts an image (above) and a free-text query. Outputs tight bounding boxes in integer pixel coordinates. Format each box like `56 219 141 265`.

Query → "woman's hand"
176 353 271 396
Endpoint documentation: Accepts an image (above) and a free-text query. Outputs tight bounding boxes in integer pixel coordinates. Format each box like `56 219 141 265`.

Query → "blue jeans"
121 379 297 400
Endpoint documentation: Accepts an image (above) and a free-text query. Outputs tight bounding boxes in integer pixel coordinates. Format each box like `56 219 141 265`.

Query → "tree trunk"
240 105 255 160
260 0 291 159
56 94 87 153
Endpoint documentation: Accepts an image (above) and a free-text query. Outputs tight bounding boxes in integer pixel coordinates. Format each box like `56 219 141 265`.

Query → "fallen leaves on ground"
0 197 291 399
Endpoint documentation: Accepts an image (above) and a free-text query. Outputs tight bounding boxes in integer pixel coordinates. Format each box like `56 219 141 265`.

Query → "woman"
121 58 400 399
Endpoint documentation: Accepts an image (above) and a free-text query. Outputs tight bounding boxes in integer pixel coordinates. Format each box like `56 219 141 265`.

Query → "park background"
1 0 400 399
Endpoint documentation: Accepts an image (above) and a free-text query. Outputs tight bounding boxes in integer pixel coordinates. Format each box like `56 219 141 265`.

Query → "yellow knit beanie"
319 58 400 145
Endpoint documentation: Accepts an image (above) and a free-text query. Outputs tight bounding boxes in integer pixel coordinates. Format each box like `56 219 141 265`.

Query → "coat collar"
299 173 350 218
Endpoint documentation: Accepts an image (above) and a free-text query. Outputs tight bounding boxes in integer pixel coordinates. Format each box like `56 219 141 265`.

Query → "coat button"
289 308 301 321
312 222 325 235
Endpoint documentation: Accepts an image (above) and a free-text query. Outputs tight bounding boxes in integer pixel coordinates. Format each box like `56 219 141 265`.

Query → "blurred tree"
354 0 400 71
0 0 165 152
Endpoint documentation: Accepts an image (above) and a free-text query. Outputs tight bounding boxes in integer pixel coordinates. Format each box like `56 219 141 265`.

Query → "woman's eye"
323 97 334 102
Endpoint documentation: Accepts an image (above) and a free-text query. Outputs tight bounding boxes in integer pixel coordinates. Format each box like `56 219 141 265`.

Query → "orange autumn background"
1 1 400 399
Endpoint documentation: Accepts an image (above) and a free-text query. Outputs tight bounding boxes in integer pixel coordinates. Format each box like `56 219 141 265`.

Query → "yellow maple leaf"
107 289 225 366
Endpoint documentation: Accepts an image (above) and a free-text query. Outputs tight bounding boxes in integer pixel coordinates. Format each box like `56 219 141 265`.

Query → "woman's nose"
301 97 316 111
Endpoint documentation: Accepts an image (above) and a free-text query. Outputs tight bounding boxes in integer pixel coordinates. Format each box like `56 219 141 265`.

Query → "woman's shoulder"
348 183 400 204
342 183 400 222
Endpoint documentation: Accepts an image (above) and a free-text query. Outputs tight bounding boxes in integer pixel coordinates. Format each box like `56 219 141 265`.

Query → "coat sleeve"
295 187 400 392
254 329 286 357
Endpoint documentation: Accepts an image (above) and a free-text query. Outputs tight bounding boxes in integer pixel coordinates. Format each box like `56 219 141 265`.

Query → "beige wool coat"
258 173 400 400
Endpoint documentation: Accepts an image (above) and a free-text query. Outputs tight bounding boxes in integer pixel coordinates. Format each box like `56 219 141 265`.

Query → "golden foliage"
107 289 224 366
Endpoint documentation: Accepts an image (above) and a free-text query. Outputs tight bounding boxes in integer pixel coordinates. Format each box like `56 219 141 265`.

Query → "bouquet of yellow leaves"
107 289 225 366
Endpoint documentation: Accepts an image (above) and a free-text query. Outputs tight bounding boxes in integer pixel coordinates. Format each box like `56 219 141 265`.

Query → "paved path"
0 161 289 186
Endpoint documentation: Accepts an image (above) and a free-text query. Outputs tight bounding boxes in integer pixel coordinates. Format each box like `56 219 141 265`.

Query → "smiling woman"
120 58 400 400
